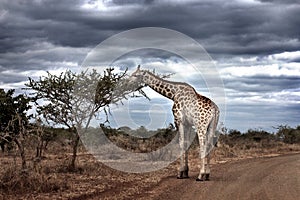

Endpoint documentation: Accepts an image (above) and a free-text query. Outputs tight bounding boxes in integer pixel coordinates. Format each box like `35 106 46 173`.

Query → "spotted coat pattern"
131 66 219 180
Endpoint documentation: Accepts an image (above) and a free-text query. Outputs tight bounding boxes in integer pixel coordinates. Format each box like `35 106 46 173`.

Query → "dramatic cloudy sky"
1 0 299 132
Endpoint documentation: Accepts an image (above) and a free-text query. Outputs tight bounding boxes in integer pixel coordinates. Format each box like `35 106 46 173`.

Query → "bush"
276 125 300 144
0 167 68 194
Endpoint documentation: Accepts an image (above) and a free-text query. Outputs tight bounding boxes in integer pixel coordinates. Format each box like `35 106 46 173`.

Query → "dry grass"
0 134 299 199
0 147 176 199
210 141 300 163
0 165 68 194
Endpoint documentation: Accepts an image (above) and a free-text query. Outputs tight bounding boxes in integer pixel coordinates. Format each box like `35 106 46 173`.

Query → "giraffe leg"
196 133 210 181
182 151 189 178
201 114 218 181
196 136 205 181
204 154 211 181
202 131 212 181
177 123 189 179
177 152 189 179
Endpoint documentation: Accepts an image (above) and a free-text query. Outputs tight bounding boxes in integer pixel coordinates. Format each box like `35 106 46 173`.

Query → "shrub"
0 167 68 194
276 125 300 144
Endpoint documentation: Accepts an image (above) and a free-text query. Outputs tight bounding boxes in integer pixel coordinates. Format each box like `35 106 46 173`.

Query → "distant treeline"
2 123 299 156
94 124 300 152
63 124 300 147
221 125 300 145
101 124 300 144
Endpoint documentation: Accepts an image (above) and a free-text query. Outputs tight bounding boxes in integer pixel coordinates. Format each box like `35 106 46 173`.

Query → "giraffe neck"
142 71 178 100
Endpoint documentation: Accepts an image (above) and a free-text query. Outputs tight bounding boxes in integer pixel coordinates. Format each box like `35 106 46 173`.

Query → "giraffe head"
128 65 147 87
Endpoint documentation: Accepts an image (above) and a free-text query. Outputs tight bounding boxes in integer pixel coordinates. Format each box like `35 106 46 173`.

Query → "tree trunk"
70 133 80 171
14 138 26 170
36 140 43 158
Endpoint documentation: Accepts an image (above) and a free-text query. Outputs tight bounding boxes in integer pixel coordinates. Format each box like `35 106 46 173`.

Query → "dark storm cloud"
112 0 300 55
225 76 300 93
111 48 186 68
109 0 155 5
1 0 298 71
0 0 111 52
1 0 299 56
258 0 300 4
0 72 25 84
1 0 299 131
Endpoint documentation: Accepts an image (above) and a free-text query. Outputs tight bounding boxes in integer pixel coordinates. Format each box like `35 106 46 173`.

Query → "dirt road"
143 153 300 200
3 153 299 199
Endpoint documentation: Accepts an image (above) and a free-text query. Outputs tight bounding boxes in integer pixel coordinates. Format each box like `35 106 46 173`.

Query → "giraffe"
129 66 219 181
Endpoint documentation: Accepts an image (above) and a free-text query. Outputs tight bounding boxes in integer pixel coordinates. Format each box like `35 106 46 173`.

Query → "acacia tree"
27 70 77 169
0 89 32 169
26 68 139 170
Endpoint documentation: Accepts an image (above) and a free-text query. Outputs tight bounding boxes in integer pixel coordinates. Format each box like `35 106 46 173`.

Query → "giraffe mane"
141 69 193 88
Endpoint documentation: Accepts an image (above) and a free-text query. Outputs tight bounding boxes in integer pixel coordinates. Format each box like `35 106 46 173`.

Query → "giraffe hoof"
205 174 210 181
177 171 189 179
196 174 210 181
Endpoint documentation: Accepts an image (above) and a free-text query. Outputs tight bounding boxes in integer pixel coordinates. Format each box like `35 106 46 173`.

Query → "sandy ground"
146 153 300 200
1 153 299 199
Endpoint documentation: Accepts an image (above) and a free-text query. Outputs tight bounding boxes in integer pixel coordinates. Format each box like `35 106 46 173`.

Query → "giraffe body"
130 66 219 180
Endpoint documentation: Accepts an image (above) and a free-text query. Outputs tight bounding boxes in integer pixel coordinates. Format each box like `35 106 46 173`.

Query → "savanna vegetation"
0 68 299 199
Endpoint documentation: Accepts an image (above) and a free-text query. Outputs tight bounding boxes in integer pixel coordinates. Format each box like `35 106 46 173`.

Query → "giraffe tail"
206 106 220 151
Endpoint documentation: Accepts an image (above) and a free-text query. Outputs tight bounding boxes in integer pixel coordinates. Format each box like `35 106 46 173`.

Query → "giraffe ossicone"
129 65 220 181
